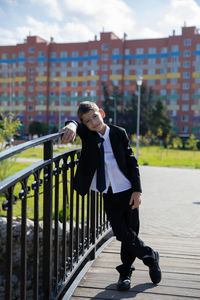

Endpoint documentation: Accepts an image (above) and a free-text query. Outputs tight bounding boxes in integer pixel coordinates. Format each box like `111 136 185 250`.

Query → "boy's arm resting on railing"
61 120 89 143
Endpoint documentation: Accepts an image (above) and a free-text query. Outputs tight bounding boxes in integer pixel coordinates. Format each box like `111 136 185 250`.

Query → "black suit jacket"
70 122 142 196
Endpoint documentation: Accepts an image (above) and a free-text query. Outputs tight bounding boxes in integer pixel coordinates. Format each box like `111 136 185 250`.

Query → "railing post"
43 140 53 299
90 191 97 259
5 187 13 300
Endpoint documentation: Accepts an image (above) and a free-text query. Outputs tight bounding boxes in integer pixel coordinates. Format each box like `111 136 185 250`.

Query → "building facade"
0 26 200 136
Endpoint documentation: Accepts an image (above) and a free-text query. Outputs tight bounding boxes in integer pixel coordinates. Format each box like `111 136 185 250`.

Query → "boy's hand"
60 123 77 143
129 192 142 210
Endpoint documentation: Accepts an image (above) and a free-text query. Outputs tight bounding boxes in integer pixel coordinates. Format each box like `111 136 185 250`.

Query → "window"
170 99 177 105
196 55 200 62
183 83 190 90
171 56 178 63
29 67 34 73
72 61 78 67
195 66 200 72
112 69 118 75
29 47 34 54
72 51 78 57
160 79 166 85
136 48 144 54
28 105 34 111
196 44 200 50
171 45 179 52
83 51 88 57
19 52 25 58
160 89 166 96
183 72 190 79
148 80 155 85
182 104 189 111
170 89 177 95
102 64 108 71
170 78 177 84
82 81 87 87
161 57 167 63
91 49 98 55
91 60 97 66
125 80 130 86
148 48 156 54
148 58 155 64
113 48 119 55
125 49 130 55
38 91 43 97
101 75 108 81
160 68 167 74
71 71 77 77
184 39 191 46
71 81 78 87
112 80 118 86
184 50 190 57
148 69 155 75
182 126 188 132
90 80 96 86
161 47 167 53
102 44 108 51
136 69 142 75
171 67 178 73
136 59 143 65
28 86 34 92
51 62 56 67
91 70 96 76
182 94 189 100
124 69 130 76
195 78 200 83
112 59 118 65
102 54 108 60
38 62 44 67
71 91 78 97
50 92 55 97
60 51 67 58
183 61 190 68
51 52 56 58
2 53 8 59
60 81 66 87
28 57 34 63
170 110 177 117
182 115 189 122
38 51 44 57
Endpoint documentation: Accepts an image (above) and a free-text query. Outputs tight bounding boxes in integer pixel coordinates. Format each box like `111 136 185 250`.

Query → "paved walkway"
69 166 200 299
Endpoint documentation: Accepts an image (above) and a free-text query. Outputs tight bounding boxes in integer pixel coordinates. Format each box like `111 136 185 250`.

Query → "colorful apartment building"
0 25 200 136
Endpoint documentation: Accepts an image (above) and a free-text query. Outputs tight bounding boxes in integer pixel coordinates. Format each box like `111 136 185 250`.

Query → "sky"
1 0 200 45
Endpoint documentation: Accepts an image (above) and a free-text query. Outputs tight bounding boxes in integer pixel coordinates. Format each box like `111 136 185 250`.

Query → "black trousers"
103 187 156 276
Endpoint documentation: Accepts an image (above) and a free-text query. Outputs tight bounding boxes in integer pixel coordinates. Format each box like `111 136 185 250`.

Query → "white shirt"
90 126 132 193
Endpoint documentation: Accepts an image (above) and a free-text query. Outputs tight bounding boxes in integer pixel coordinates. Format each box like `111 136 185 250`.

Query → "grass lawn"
133 146 200 169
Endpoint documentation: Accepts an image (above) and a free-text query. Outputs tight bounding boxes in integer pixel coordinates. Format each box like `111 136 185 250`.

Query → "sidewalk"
69 166 200 299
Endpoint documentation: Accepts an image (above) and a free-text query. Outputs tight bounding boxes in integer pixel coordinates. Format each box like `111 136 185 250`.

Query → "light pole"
136 76 143 160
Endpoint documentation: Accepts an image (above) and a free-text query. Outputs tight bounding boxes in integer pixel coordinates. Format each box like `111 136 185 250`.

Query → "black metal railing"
0 133 112 300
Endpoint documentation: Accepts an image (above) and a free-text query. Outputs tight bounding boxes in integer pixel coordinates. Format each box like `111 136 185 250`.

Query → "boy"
61 101 161 291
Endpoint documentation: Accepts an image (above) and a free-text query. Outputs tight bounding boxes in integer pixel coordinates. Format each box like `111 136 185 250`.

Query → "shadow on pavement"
91 282 156 299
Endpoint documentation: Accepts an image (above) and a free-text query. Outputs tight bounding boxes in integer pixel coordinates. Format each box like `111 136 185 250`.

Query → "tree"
0 113 21 149
0 113 21 181
119 84 154 135
148 97 172 147
29 121 48 136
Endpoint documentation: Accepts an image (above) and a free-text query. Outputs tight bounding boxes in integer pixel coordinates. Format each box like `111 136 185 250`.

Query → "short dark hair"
77 101 99 121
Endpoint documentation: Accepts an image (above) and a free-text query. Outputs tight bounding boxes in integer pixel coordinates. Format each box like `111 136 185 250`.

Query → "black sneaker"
117 274 131 291
149 251 162 284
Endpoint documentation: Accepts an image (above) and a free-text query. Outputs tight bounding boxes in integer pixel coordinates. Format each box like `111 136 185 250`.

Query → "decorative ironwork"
0 133 111 300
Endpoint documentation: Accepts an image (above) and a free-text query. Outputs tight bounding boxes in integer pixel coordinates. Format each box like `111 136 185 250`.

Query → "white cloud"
16 16 63 43
29 0 136 41
30 0 63 21
157 0 200 35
